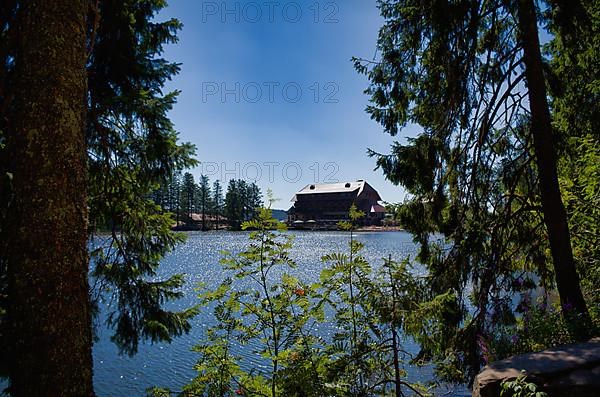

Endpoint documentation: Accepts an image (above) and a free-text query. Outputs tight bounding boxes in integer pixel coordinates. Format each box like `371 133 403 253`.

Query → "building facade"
288 180 386 227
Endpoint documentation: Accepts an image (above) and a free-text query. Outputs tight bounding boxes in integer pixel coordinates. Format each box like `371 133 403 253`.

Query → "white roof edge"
296 181 366 195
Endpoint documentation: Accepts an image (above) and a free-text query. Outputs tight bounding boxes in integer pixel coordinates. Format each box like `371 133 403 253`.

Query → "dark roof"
292 180 382 202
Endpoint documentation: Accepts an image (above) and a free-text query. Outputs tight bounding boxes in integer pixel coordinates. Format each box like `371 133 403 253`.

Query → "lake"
92 230 469 396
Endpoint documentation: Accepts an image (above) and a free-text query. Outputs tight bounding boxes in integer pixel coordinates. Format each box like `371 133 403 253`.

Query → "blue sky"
159 0 419 208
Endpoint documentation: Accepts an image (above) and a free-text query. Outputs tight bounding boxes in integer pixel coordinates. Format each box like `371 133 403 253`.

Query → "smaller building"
288 180 386 227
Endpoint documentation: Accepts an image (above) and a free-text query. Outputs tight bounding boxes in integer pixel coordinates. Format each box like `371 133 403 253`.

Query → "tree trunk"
517 0 590 326
5 0 94 395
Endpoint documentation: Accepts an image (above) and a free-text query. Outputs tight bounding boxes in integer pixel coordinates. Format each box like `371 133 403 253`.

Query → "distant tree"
245 182 264 221
1 0 94 395
236 180 249 223
170 173 182 225
355 0 592 381
181 172 196 223
151 172 184 226
225 179 243 230
212 180 224 230
223 179 263 230
197 175 212 231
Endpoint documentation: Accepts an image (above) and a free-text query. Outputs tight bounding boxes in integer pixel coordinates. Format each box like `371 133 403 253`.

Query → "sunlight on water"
92 231 469 396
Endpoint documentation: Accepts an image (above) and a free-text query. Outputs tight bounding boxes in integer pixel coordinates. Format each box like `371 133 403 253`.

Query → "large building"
288 180 386 227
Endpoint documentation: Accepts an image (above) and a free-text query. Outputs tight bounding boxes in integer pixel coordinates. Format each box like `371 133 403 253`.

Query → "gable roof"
297 181 365 195
292 180 381 202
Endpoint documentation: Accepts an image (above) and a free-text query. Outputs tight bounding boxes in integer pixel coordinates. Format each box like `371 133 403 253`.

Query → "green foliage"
180 172 197 221
182 202 322 397
166 206 430 397
224 179 263 230
183 281 243 397
197 175 213 230
213 179 224 230
354 0 599 382
549 1 600 310
0 0 197 358
319 207 429 396
146 386 172 397
319 205 386 395
488 296 600 362
0 1 198 391
83 0 199 355
500 371 547 397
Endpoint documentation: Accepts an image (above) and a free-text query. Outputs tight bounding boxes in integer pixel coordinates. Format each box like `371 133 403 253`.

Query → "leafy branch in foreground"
158 205 429 397
181 203 323 397
500 371 547 397
320 205 428 397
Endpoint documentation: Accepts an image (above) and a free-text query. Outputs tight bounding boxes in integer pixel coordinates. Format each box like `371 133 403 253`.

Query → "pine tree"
1 0 199 365
85 0 198 355
212 180 224 230
2 0 94 394
197 175 212 231
355 0 592 380
246 182 264 221
181 172 196 223
225 179 242 230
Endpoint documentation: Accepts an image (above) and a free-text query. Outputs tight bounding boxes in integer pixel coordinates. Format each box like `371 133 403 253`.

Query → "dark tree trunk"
5 0 94 395
517 0 590 326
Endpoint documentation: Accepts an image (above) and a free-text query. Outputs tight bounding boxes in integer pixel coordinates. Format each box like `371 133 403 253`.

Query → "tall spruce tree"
355 0 592 381
197 175 212 231
180 172 196 222
548 0 600 307
245 182 264 221
212 179 224 230
1 0 94 395
1 0 199 378
86 0 198 355
225 179 243 230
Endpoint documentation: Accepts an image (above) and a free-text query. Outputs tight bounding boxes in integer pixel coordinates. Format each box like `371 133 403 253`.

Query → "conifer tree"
180 172 196 222
1 0 199 369
225 179 243 230
86 0 198 355
2 0 94 394
212 179 224 230
198 175 212 231
355 0 593 380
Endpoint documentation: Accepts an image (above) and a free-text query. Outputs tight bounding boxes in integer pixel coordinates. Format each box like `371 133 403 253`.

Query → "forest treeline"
151 173 264 231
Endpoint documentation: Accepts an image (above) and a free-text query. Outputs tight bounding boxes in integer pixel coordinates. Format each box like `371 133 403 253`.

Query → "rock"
473 338 600 397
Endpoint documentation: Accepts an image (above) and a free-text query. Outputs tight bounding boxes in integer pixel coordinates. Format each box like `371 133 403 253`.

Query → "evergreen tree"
1 0 199 367
85 0 198 355
181 172 196 222
355 0 593 380
197 175 212 231
212 180 224 230
225 179 243 230
236 180 249 223
548 0 600 308
171 172 182 225
1 0 94 394
246 182 264 221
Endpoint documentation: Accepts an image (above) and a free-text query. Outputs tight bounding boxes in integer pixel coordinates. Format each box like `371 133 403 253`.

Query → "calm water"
91 230 469 396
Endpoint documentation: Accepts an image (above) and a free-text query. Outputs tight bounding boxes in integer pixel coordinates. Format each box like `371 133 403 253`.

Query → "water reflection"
92 231 468 396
